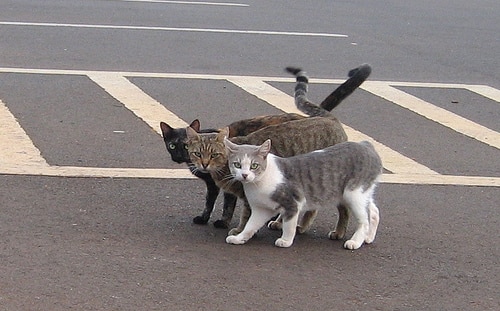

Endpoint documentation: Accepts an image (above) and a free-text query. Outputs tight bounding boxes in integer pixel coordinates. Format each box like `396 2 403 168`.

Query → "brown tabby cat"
185 65 369 235
162 64 371 228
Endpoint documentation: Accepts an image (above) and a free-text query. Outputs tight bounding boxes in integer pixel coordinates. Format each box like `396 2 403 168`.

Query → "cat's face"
186 127 229 173
160 120 200 164
224 138 271 183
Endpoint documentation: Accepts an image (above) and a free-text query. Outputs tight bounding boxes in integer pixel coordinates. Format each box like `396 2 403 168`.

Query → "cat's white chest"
243 157 284 210
244 183 278 210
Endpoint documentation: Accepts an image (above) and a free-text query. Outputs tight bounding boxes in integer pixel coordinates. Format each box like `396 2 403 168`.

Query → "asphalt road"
1 1 499 310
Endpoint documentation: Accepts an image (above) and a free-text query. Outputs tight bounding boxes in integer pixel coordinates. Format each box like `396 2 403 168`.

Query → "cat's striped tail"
286 64 372 116
285 67 328 117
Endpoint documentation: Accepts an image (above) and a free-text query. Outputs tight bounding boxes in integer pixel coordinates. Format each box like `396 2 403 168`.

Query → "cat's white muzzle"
237 172 254 183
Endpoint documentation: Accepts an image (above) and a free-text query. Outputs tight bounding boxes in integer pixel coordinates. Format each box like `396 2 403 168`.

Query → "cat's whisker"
189 166 201 175
220 176 238 187
219 172 236 181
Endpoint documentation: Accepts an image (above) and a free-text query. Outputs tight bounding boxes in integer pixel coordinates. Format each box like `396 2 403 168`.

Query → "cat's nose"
241 173 248 179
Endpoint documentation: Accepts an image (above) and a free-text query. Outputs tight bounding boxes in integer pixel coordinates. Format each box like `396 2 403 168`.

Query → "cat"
163 63 371 228
224 138 382 249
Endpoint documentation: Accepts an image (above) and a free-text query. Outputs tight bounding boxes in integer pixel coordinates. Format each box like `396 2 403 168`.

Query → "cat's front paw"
226 235 247 245
344 239 363 250
193 216 208 225
267 220 282 231
275 238 293 248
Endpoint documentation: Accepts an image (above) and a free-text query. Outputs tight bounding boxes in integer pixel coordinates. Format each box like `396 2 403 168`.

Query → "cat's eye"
184 144 189 150
233 162 241 169
192 152 202 157
250 163 259 170
211 153 221 159
168 143 176 149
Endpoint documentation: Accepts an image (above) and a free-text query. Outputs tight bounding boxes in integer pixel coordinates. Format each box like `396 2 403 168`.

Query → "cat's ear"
189 119 201 132
258 139 272 157
223 137 238 152
217 127 229 140
160 122 172 137
186 126 199 140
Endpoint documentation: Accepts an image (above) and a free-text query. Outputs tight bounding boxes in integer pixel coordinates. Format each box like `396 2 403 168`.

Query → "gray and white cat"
223 138 383 249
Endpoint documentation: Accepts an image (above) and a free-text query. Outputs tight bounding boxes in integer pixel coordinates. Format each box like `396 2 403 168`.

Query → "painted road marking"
0 99 49 168
87 72 188 132
374 80 500 103
0 67 498 187
362 82 500 149
464 85 500 103
118 0 249 6
0 22 348 38
380 174 499 187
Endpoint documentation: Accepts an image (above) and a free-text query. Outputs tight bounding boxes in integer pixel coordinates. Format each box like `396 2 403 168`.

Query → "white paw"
364 235 376 244
275 238 293 248
344 239 362 250
226 235 246 245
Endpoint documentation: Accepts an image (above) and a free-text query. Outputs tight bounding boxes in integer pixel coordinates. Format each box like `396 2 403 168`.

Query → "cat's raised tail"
285 63 371 117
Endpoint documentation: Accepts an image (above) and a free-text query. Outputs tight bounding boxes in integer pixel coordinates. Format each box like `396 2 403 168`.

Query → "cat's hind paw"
226 235 247 245
275 238 293 248
267 220 282 231
328 230 345 240
228 227 243 236
296 225 309 234
213 219 229 229
364 232 377 244
344 239 363 250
